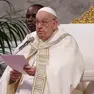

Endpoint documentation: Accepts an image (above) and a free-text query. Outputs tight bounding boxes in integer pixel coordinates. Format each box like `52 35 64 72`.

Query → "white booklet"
1 55 29 73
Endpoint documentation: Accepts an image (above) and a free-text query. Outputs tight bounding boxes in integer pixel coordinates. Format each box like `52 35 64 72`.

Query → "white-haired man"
0 7 84 94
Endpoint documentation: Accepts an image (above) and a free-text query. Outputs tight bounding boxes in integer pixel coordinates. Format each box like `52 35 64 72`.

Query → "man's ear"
53 19 58 29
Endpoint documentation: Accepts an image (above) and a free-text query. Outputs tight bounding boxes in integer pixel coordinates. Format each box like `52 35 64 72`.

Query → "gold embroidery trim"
32 48 49 94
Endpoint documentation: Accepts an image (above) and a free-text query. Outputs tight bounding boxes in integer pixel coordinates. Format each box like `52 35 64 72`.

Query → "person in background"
0 7 84 94
26 4 44 33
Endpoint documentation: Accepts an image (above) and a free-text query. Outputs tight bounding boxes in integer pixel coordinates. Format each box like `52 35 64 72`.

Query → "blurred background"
0 0 94 77
0 0 94 23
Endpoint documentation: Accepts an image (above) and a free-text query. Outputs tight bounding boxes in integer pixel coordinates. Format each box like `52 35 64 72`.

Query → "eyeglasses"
36 19 56 27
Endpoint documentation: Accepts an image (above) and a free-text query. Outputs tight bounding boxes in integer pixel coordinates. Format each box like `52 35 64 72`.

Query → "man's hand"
24 65 36 76
10 70 21 82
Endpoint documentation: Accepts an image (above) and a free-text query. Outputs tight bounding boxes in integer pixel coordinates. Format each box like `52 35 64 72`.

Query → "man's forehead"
27 6 40 14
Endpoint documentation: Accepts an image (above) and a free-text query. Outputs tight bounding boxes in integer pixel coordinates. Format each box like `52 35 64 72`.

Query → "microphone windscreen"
29 37 35 43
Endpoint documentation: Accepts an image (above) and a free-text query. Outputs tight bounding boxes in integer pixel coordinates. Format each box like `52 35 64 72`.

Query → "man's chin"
38 36 47 41
28 27 35 32
38 35 43 39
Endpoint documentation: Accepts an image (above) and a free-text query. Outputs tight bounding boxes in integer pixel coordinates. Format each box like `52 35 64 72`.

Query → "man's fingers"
10 73 21 77
10 70 21 81
24 67 36 76
10 70 21 74
24 65 32 70
10 75 20 81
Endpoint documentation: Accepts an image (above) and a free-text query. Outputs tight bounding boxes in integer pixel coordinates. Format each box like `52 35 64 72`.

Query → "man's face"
36 11 57 41
26 6 41 32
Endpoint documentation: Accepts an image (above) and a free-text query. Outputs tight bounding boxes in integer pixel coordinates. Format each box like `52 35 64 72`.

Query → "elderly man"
0 7 84 94
26 4 44 33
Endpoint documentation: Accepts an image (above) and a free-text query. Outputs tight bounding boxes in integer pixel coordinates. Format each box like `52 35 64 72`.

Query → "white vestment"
0 26 84 94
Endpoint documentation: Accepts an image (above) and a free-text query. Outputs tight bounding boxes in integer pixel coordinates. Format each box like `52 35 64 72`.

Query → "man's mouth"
27 24 35 27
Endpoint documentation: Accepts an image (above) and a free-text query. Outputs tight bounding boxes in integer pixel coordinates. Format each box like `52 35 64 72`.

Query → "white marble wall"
0 0 94 23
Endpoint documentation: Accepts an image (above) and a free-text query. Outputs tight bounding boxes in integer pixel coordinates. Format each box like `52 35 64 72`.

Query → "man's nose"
27 16 34 21
36 23 43 28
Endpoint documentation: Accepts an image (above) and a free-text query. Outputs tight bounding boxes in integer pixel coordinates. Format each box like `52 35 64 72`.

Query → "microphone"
19 37 35 51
